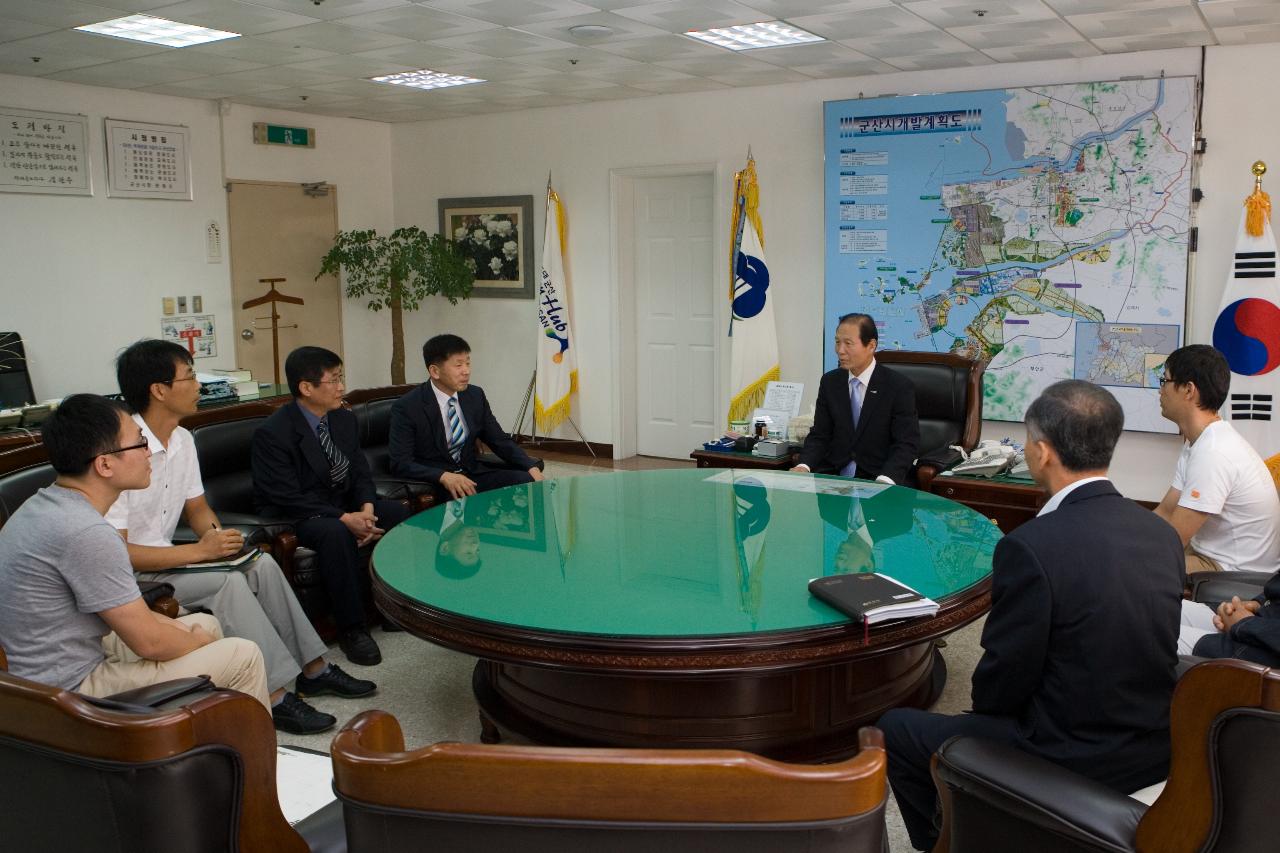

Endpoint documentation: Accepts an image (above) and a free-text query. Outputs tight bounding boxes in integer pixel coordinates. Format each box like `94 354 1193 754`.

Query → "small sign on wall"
162 314 217 358
0 106 91 196
105 117 192 200
253 122 315 148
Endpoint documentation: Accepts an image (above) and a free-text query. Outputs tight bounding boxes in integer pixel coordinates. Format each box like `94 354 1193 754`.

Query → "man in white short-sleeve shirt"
1154 344 1280 575
108 339 380 735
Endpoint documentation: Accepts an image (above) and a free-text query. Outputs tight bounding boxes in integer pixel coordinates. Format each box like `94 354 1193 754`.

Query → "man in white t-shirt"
1154 345 1280 655
108 339 379 735
1154 344 1280 575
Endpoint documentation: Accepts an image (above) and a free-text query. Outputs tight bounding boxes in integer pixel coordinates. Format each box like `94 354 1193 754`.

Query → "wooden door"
226 180 342 385
633 173 717 458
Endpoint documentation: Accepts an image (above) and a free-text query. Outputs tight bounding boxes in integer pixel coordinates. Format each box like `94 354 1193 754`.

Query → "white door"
634 174 717 459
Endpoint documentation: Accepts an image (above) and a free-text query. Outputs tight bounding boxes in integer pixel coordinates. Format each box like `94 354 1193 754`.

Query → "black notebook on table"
808 573 939 626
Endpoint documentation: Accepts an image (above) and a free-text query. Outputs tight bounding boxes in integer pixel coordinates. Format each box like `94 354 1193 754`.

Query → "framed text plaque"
105 118 192 200
0 106 91 196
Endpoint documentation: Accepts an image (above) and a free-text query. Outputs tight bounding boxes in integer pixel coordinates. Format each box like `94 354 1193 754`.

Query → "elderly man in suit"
877 380 1185 851
389 334 541 502
251 346 410 667
792 312 920 485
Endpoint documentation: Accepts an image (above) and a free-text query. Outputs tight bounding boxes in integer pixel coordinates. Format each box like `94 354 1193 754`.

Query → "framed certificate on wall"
105 118 192 200
0 106 91 196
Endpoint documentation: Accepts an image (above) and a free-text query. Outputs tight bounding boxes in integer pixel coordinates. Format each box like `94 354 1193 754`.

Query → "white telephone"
949 439 1017 478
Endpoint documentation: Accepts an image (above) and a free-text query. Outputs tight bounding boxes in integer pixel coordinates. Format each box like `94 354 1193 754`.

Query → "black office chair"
929 658 1280 853
874 351 984 490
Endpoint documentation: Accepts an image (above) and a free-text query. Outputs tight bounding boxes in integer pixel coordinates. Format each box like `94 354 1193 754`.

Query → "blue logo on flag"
733 252 770 321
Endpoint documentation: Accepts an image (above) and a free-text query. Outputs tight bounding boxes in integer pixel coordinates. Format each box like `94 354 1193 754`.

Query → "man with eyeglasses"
1154 344 1279 576
1154 345 1280 659
251 346 410 666
0 394 270 707
106 339 374 734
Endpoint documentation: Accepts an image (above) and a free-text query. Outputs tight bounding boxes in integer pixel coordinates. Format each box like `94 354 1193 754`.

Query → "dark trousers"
1193 630 1280 667
293 498 411 631
878 708 1024 851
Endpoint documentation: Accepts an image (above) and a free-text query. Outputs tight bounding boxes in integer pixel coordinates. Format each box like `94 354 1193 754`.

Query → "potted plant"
318 226 473 384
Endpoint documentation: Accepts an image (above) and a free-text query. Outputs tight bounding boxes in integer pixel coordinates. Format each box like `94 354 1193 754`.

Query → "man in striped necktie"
252 347 411 667
390 334 543 503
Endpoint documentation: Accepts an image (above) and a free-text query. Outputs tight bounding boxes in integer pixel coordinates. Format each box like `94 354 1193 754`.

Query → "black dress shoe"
381 618 404 632
339 628 382 666
295 663 377 699
272 692 337 735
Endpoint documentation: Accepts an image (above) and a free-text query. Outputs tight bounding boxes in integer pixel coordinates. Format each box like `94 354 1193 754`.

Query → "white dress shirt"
1036 476 1109 517
104 414 204 547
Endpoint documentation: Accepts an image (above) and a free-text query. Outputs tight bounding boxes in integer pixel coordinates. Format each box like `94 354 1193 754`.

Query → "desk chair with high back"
331 710 889 853
874 351 984 490
0 661 345 853
928 658 1280 853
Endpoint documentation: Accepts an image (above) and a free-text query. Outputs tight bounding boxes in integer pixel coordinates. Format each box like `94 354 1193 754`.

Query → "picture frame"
104 117 193 201
438 195 535 299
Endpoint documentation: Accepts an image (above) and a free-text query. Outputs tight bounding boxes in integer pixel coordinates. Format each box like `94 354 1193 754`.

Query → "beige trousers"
78 612 270 710
1185 543 1224 573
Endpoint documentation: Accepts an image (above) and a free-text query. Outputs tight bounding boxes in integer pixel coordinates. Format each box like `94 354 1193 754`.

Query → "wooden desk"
929 474 1047 533
690 448 798 470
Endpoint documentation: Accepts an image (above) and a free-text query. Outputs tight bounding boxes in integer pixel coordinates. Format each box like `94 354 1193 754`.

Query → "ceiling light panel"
370 68 486 90
685 20 824 50
75 14 239 47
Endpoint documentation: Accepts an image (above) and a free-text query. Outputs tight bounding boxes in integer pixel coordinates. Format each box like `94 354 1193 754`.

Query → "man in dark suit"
251 346 410 667
389 334 541 502
792 313 919 484
877 380 1185 851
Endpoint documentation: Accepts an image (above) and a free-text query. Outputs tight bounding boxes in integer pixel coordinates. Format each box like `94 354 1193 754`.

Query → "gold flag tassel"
1245 160 1271 238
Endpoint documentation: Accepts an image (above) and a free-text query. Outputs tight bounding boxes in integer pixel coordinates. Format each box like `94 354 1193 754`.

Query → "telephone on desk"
945 439 1018 478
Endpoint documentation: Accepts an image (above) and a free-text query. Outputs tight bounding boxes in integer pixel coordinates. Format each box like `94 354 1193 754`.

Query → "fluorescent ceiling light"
76 14 239 48
685 20 824 51
369 69 485 90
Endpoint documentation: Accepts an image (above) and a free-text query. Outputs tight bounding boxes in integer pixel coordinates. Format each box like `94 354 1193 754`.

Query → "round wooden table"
373 468 1000 761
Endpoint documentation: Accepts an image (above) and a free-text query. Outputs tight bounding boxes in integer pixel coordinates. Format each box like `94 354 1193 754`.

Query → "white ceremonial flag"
535 186 578 433
1212 181 1280 457
728 156 780 425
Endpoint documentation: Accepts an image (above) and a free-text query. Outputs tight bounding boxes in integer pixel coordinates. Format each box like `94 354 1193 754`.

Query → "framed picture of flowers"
438 195 535 299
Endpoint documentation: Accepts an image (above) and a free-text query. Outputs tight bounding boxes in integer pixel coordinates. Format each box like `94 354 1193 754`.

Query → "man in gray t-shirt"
0 394 269 708
0 485 141 689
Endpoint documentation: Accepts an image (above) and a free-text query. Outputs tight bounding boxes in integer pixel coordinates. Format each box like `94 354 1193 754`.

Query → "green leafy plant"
318 226 473 384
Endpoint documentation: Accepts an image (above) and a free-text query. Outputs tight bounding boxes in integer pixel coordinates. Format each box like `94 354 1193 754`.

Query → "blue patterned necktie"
316 420 349 485
447 398 467 463
840 376 864 478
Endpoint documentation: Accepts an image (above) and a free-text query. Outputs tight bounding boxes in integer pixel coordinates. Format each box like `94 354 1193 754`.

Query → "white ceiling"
1 0 1276 123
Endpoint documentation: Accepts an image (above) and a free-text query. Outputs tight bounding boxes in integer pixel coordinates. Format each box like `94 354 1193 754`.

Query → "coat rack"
242 278 304 386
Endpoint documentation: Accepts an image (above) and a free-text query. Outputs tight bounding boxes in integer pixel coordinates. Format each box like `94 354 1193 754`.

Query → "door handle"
240 328 255 340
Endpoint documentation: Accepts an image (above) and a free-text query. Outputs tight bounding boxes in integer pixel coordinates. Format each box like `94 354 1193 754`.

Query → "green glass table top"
374 469 1003 638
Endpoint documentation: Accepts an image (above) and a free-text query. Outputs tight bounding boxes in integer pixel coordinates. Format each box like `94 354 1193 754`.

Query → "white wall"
0 75 393 398
1 75 230 399
391 47 1222 499
220 102 394 391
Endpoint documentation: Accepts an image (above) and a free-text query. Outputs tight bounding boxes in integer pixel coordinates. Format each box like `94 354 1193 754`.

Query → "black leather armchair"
875 351 984 490
1188 570 1271 606
929 658 1280 853
332 710 889 853
0 662 344 853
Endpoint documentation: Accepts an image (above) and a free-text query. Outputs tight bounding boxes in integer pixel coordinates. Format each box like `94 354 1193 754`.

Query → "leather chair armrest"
932 736 1145 853
273 530 300 585
138 580 179 618
86 675 216 713
1176 655 1208 679
1188 570 1270 605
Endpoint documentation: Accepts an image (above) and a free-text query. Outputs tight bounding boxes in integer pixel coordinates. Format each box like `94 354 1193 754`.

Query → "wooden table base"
471 643 947 763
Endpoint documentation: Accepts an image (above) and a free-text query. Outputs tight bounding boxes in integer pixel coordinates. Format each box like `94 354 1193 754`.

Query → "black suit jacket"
972 480 1185 788
389 382 536 485
252 402 377 521
798 362 920 484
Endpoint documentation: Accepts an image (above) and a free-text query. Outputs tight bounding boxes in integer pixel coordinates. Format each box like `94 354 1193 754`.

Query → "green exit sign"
252 122 315 148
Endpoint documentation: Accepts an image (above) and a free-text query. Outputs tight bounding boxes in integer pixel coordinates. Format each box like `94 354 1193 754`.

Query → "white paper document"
761 381 804 417
703 469 891 499
276 746 336 825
